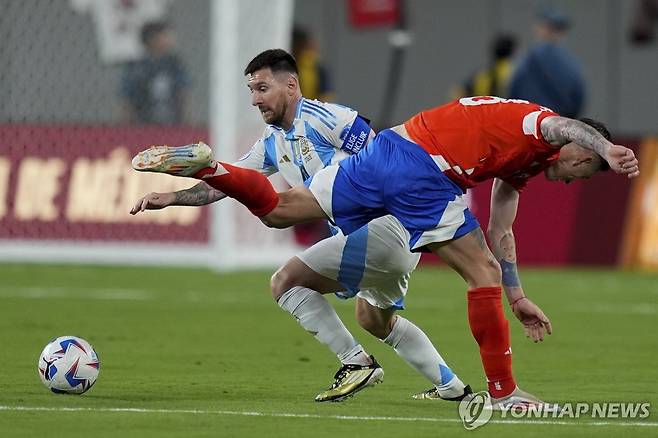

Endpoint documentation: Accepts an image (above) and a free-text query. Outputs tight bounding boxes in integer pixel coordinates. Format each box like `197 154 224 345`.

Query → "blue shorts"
308 129 480 251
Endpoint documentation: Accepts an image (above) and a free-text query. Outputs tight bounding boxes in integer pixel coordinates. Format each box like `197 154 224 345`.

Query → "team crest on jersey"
292 137 314 165
299 138 311 155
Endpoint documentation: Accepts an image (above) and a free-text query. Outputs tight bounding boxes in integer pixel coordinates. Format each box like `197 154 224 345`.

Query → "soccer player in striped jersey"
131 49 471 402
133 94 639 410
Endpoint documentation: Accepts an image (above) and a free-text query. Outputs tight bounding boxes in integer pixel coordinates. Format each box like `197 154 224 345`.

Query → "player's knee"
486 256 502 282
270 267 294 300
471 257 502 288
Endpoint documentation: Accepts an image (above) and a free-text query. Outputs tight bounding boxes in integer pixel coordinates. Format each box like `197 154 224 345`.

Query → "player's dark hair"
244 49 298 76
141 21 169 46
579 117 611 171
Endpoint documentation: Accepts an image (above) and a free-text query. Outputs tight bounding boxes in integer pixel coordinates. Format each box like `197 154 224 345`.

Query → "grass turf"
0 264 656 437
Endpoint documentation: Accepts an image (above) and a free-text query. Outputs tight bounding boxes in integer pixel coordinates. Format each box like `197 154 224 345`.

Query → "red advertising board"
348 0 400 28
0 124 210 243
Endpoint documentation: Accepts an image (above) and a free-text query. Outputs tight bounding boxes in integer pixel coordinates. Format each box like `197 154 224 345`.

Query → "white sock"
277 286 370 366
383 316 465 398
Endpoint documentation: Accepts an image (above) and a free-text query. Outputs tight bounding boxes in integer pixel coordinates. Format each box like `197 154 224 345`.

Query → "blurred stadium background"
0 0 656 269
0 1 657 436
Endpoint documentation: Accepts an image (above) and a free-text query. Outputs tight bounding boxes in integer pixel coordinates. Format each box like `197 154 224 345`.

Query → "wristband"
510 296 527 308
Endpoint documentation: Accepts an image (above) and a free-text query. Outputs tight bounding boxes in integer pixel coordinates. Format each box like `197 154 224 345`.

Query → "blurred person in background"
451 33 518 99
509 9 585 118
629 0 658 44
292 25 335 102
121 21 190 125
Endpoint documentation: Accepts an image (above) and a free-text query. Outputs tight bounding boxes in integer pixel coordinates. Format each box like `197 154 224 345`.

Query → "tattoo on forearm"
542 117 609 156
173 182 225 206
500 259 521 288
494 232 521 288
498 232 517 262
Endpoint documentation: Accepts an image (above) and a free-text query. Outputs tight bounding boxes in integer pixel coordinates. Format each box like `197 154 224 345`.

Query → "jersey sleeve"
502 103 561 192
233 130 278 177
518 104 560 150
301 99 371 155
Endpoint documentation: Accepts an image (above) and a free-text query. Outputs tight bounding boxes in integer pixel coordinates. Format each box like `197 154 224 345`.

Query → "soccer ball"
37 336 100 394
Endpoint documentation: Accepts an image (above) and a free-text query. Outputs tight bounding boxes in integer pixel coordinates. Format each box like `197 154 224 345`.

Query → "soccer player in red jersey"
133 96 639 409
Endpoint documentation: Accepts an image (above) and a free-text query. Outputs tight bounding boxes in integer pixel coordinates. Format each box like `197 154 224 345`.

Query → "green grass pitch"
0 264 656 437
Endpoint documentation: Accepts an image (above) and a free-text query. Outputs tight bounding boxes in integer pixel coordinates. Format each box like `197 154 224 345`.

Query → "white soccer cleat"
490 386 556 411
132 142 213 177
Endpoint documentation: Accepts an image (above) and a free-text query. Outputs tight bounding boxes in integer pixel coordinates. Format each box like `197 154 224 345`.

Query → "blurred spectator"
509 9 585 118
629 0 658 45
292 25 335 102
120 21 190 124
451 33 518 98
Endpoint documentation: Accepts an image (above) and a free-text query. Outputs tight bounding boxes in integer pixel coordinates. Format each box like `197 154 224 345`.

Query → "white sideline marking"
0 406 656 427
0 287 154 301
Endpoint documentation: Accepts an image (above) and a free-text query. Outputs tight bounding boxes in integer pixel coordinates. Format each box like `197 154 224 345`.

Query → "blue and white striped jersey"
236 98 371 187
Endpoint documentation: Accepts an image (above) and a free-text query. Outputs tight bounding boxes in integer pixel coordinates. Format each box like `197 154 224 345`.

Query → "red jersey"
404 96 560 191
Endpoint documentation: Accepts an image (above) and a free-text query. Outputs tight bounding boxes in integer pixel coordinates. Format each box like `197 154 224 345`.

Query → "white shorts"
297 215 421 310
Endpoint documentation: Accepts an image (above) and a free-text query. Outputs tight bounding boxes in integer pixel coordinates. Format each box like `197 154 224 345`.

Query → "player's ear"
287 74 299 92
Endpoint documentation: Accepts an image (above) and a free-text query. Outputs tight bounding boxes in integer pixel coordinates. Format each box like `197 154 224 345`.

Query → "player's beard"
262 104 284 126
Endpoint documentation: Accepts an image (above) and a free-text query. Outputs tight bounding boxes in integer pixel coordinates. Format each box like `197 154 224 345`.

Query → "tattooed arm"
489 178 553 341
172 182 226 206
129 182 226 215
540 116 640 178
488 178 524 305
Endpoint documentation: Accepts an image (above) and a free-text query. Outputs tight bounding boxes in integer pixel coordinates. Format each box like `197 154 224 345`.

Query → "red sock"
193 162 278 217
467 286 516 398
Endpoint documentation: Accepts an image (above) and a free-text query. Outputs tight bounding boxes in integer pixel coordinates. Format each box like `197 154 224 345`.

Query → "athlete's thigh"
274 254 344 295
265 186 327 228
296 229 356 293
427 227 500 287
355 216 421 310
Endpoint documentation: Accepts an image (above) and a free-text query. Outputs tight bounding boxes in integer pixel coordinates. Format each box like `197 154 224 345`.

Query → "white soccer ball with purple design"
37 336 100 394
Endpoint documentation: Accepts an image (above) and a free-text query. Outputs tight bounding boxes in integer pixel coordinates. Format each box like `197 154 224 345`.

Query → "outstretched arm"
171 182 226 206
488 179 523 304
489 179 552 342
540 116 640 178
130 182 226 214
